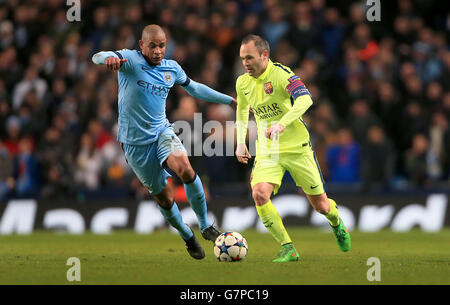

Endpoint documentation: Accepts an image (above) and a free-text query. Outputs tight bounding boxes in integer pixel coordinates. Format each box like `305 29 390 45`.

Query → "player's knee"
171 158 195 183
252 188 270 206
155 197 174 210
179 166 195 183
312 200 330 215
153 189 175 210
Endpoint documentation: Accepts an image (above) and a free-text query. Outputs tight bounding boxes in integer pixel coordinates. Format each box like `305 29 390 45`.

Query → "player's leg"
252 183 298 262
153 183 193 241
287 150 350 252
121 142 204 259
165 152 207 229
165 152 221 241
153 183 205 259
305 192 338 226
157 127 220 241
306 193 351 252
251 157 299 262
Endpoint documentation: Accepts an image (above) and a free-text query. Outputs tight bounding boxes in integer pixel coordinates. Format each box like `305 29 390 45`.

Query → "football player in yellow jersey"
235 35 351 262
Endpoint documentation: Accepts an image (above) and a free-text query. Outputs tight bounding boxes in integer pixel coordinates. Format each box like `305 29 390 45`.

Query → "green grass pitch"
0 228 449 285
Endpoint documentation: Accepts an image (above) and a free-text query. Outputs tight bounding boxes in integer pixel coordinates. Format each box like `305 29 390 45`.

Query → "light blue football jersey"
113 49 188 145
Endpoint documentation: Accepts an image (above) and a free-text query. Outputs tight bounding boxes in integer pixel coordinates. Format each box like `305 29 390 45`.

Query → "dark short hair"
241 34 270 55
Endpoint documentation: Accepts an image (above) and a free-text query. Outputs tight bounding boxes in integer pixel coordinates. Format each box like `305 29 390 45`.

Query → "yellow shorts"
250 147 325 195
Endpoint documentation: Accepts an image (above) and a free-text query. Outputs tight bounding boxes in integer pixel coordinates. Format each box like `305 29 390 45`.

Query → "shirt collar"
256 59 273 81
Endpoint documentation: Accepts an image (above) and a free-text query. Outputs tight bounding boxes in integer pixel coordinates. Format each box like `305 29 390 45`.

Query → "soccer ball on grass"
214 232 248 262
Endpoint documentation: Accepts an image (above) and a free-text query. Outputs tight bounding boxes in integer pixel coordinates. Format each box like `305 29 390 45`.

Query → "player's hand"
265 123 285 141
236 143 251 164
105 57 128 71
229 98 237 111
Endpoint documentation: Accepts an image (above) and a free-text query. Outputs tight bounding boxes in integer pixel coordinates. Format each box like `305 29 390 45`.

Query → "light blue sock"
184 175 211 231
159 202 193 241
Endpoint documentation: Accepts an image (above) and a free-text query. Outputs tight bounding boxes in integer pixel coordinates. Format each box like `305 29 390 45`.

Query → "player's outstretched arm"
235 80 251 164
183 79 236 108
236 143 251 164
92 51 128 71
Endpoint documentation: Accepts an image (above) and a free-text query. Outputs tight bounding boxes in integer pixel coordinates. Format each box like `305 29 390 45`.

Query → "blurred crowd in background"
0 0 449 203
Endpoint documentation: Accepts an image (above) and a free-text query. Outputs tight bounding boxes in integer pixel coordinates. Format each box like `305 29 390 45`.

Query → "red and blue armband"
286 75 311 99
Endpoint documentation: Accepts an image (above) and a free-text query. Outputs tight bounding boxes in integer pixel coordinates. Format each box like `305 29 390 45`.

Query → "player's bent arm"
278 93 313 128
182 79 233 105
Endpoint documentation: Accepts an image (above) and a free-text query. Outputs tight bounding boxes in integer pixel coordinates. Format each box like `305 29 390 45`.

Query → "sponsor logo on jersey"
137 80 170 97
253 103 283 119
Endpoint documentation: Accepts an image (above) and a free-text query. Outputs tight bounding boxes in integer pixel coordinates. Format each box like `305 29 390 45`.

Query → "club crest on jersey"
164 73 172 84
264 82 273 95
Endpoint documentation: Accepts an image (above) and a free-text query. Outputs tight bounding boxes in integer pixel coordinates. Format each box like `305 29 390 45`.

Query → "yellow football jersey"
236 60 312 155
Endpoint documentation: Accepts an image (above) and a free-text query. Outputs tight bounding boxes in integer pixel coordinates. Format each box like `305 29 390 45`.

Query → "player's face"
140 33 166 65
240 42 268 78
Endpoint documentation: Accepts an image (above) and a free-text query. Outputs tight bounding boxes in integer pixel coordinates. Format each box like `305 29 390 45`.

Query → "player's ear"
139 39 144 50
261 49 269 60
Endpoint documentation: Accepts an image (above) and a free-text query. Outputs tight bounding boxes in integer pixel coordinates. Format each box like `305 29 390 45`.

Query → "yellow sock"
256 200 292 245
326 198 340 226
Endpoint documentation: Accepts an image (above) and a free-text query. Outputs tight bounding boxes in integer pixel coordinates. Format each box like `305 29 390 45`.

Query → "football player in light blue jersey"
92 25 236 259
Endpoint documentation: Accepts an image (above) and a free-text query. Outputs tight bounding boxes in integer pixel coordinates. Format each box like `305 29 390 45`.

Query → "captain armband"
285 75 311 100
